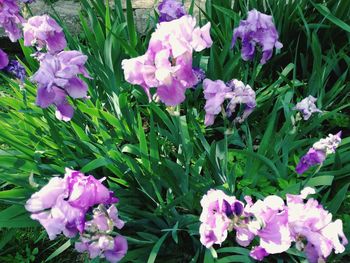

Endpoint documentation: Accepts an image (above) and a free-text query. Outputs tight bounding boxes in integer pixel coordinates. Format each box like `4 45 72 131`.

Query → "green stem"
250 57 259 88
300 164 322 191
25 3 34 17
221 106 234 192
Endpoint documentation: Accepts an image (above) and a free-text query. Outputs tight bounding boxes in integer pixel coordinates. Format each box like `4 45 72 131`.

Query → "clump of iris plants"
0 1 348 262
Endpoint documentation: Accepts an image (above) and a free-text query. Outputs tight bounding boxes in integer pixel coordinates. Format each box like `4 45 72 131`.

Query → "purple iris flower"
32 51 90 121
203 79 231 126
296 132 342 174
4 60 26 81
0 48 9 69
158 0 187 22
232 9 282 64
23 15 67 54
65 169 118 211
203 78 256 126
250 246 269 261
0 0 24 42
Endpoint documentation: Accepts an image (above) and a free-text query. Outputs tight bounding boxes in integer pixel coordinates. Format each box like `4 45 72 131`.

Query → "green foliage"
0 0 350 262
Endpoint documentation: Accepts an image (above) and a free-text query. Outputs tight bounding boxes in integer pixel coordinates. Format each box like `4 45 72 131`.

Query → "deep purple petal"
0 49 9 69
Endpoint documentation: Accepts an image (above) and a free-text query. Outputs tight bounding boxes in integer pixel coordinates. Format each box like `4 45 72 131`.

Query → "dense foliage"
0 0 350 262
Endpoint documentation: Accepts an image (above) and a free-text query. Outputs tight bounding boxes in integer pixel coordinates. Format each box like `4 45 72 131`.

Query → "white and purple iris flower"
294 95 322 120
199 188 347 262
287 187 348 263
232 9 283 64
199 189 244 248
296 132 342 174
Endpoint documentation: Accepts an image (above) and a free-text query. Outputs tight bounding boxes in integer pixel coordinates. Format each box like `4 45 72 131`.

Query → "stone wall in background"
1 0 205 39
0 0 206 52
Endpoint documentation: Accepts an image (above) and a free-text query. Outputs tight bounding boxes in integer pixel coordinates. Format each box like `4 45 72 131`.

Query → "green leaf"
147 232 168 263
0 214 38 228
137 112 151 171
81 157 112 173
327 183 350 214
312 2 350 33
45 240 71 262
126 0 138 48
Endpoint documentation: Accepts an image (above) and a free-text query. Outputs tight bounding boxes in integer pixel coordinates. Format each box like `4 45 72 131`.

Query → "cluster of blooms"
0 1 88 121
122 15 212 106
0 0 24 42
199 188 348 262
25 168 127 263
157 0 186 22
232 9 283 64
203 78 256 126
294 95 322 120
296 132 342 174
22 15 89 121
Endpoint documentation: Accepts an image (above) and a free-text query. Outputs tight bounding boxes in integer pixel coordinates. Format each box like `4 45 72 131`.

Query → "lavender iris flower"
0 0 24 42
294 95 322 120
0 48 9 69
23 15 67 54
203 78 256 126
203 79 231 126
232 9 282 64
158 0 187 22
32 51 90 121
296 132 342 174
25 168 119 239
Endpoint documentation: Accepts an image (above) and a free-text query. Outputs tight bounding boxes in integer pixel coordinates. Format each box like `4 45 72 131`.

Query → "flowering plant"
0 0 349 262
